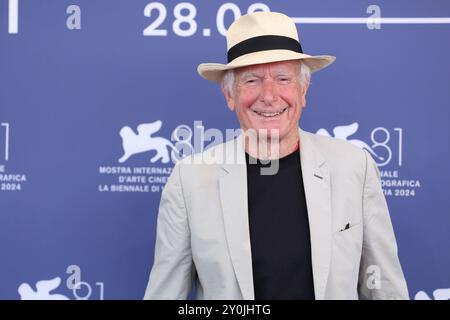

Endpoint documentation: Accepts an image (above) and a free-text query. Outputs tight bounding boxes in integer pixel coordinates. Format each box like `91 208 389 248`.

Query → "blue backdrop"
1 0 449 299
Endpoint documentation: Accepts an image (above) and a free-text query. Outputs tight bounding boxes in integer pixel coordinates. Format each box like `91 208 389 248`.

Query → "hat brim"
197 50 336 83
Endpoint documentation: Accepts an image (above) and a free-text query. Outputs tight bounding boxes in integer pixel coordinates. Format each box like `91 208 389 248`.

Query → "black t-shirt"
245 147 315 300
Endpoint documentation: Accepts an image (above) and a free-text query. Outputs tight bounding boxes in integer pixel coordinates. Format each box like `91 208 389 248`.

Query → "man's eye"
246 79 257 84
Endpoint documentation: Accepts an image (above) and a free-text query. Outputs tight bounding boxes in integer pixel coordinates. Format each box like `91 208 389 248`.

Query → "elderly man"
144 11 409 300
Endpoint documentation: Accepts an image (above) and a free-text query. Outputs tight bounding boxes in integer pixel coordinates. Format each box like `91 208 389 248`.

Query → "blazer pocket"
333 221 362 237
333 221 363 257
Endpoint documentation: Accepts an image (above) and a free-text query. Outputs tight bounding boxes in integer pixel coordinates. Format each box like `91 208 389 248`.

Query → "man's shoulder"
177 138 237 166
173 138 239 187
303 130 363 153
301 129 367 167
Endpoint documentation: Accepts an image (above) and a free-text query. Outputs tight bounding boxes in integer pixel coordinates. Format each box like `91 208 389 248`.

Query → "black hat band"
227 35 303 63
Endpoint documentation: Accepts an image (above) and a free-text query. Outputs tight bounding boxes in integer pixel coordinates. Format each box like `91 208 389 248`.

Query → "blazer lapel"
218 135 255 300
299 129 332 300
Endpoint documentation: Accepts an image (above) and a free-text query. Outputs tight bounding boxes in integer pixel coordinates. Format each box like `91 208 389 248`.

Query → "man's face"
224 60 309 141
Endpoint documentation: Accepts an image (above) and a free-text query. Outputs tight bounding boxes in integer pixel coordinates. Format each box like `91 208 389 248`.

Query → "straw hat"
197 11 336 83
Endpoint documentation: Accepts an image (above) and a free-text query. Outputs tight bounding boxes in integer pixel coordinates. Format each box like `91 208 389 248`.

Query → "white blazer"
144 129 409 300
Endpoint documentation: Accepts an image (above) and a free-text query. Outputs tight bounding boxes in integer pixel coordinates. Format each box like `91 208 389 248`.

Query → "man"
144 11 409 300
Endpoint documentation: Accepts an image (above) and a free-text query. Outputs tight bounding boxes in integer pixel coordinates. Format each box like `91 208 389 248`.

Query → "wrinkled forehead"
235 60 299 78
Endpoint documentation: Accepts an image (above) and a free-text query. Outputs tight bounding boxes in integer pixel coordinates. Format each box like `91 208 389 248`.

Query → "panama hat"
197 11 336 83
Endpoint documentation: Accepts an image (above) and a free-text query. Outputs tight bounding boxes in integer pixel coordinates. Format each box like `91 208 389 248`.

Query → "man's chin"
245 127 286 141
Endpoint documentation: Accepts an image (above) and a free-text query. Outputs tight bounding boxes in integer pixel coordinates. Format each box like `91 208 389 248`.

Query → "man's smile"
251 106 288 118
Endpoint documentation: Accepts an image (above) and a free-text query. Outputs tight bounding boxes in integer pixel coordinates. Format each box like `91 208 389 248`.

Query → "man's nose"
261 78 277 105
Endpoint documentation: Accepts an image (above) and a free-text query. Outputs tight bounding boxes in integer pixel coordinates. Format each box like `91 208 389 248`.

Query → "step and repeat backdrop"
1 0 449 299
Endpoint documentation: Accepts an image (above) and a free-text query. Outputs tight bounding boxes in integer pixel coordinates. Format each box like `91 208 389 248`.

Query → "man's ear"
222 83 235 111
300 79 310 108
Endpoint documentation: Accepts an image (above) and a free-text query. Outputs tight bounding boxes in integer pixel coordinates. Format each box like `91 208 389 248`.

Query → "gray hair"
222 61 311 98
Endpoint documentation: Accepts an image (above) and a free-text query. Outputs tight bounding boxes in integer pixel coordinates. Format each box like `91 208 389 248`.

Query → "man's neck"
244 130 300 160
